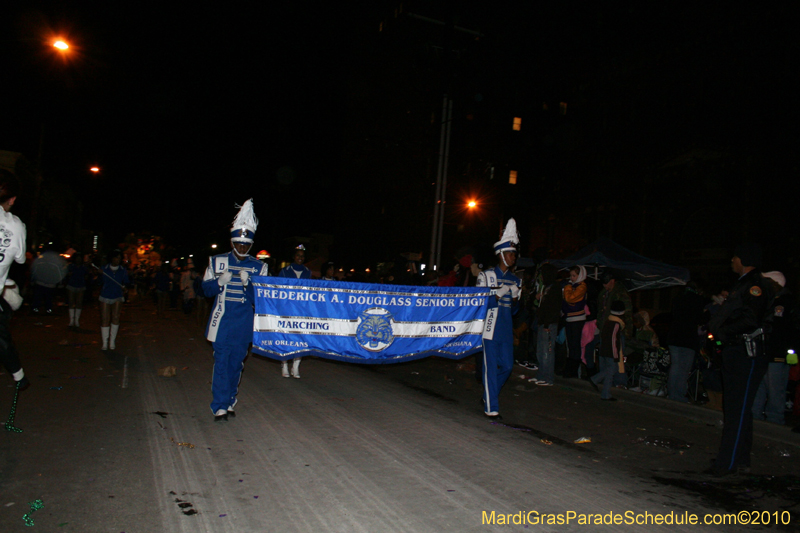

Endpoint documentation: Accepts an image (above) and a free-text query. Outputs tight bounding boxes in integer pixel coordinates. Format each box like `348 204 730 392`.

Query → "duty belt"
740 327 764 358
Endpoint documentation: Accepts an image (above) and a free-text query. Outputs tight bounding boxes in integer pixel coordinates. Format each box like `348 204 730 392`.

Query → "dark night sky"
1 2 797 268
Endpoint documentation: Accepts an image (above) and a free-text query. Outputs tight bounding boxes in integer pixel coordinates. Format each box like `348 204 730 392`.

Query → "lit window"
512 117 521 131
509 170 517 185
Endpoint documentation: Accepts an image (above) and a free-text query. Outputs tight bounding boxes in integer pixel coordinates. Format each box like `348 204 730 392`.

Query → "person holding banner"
203 199 269 422
477 218 522 418
277 245 311 378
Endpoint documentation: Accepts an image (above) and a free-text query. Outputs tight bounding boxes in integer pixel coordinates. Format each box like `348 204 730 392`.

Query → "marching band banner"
251 277 492 363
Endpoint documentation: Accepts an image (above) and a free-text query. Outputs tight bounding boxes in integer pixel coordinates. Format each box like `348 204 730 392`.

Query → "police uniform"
477 218 522 416
203 200 268 419
708 263 774 474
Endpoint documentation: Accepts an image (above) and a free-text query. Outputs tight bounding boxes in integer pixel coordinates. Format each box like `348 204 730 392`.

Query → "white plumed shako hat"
230 199 258 244
494 218 519 255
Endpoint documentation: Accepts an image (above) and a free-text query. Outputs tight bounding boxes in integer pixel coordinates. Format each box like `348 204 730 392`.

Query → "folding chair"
638 347 670 396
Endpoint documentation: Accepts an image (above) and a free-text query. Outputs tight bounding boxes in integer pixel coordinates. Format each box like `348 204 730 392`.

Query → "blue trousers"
210 341 250 413
592 357 618 399
667 345 695 403
713 346 768 472
536 325 556 384
752 362 790 425
483 339 513 413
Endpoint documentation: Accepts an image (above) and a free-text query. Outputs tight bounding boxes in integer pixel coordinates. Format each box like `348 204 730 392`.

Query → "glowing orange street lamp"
467 200 477 209
90 166 100 173
53 40 69 51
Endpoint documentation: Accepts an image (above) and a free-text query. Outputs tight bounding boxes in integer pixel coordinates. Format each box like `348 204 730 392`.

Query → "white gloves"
240 270 250 286
494 284 511 298
218 271 233 286
510 284 521 299
3 280 23 311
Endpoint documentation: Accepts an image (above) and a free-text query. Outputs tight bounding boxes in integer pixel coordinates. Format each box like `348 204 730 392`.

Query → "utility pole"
429 96 453 275
407 10 481 276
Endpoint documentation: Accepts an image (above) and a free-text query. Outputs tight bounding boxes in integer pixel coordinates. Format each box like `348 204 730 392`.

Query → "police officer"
708 244 774 475
202 199 269 421
477 219 521 418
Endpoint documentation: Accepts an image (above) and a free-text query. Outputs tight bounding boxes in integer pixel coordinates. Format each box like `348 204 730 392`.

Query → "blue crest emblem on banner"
356 307 394 352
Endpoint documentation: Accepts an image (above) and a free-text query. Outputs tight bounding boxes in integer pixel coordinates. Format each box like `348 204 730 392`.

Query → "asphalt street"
1 296 798 532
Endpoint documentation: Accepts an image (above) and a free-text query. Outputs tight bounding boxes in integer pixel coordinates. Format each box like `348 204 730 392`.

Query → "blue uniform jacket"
99 265 129 299
203 252 269 345
477 266 521 345
278 264 312 279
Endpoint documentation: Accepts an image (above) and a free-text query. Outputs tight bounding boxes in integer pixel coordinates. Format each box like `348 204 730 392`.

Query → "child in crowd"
590 300 626 401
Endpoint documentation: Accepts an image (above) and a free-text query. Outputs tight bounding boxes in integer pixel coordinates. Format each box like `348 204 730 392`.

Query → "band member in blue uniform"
277 245 311 378
278 245 312 279
203 199 269 421
97 249 129 350
477 218 522 418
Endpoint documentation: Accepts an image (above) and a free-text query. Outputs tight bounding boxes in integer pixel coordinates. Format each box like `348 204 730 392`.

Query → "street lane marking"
122 355 129 389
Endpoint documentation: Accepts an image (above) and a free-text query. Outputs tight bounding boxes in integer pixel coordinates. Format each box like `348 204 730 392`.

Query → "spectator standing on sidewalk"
202 199 269 421
596 271 633 387
752 271 799 425
277 245 311 379
561 265 588 378
180 258 198 314
0 170 30 390
666 282 709 403
532 263 560 386
589 300 626 401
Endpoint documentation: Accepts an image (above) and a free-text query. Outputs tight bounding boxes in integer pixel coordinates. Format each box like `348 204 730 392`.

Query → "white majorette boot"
281 361 290 378
68 308 75 327
110 323 119 350
291 358 301 379
74 309 81 328
101 326 110 350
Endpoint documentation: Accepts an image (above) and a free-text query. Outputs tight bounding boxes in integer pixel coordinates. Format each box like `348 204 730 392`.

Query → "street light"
89 166 100 173
53 40 69 51
468 200 477 209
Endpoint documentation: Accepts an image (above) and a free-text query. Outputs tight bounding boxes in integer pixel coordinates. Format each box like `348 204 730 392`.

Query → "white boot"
74 309 81 328
68 308 75 327
101 327 110 350
281 361 290 378
291 358 301 379
110 324 119 350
